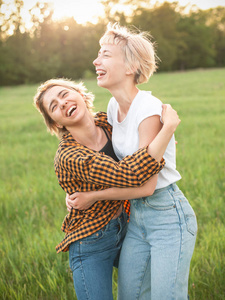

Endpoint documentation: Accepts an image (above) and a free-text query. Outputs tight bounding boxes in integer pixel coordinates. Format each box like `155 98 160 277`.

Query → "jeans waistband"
153 183 178 195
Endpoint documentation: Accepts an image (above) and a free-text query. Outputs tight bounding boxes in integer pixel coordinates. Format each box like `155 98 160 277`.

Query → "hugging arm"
66 175 158 210
63 104 179 188
66 104 180 210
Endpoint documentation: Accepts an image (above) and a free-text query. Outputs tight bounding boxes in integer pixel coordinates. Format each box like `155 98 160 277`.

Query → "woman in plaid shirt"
34 77 180 300
69 24 197 300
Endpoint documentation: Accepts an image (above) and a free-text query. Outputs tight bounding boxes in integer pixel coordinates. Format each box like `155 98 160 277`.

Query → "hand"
161 104 181 132
65 192 97 211
66 193 74 212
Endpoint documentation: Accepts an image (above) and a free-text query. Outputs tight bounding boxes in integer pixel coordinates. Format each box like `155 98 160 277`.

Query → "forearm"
147 123 175 162
67 148 163 190
89 175 158 201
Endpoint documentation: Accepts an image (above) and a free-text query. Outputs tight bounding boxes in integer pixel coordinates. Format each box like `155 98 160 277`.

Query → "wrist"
92 190 106 201
162 122 176 134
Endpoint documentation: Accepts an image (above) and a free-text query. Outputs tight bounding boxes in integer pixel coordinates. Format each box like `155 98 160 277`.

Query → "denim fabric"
118 184 197 300
69 210 127 300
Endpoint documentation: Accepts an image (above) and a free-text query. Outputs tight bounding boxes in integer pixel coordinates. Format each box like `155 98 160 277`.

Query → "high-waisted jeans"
118 183 197 300
69 210 128 300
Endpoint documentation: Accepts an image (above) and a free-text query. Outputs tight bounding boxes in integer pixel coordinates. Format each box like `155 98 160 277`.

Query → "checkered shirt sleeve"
55 112 165 253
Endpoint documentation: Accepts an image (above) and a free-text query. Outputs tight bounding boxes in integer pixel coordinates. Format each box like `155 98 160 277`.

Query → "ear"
56 123 63 129
125 65 138 76
125 68 134 75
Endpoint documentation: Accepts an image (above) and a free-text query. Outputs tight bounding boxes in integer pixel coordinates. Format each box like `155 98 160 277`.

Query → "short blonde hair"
34 78 95 138
100 23 157 84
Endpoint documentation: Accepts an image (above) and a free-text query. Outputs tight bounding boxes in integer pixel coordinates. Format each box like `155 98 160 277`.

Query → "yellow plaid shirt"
55 112 165 253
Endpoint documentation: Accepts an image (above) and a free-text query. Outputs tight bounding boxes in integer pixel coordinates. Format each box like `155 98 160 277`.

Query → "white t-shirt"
107 90 181 189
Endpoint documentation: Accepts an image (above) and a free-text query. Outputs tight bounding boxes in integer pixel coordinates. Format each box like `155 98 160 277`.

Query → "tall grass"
0 68 224 299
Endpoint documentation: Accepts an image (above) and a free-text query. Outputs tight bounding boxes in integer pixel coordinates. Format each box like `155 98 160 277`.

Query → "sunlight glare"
50 0 104 24
20 0 104 26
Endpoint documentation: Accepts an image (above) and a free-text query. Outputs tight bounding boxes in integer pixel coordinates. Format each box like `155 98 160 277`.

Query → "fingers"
161 103 181 131
68 192 77 200
163 103 171 108
65 193 69 203
66 193 79 212
66 195 77 211
67 199 75 207
66 200 73 211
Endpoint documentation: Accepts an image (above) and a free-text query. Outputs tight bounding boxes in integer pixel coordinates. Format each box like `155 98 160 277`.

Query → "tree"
0 0 224 85
99 0 151 23
203 6 225 67
0 0 32 84
0 0 25 37
175 10 216 70
132 2 180 71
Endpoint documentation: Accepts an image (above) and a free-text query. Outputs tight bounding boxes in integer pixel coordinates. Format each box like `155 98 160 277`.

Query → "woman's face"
93 44 130 90
42 85 87 129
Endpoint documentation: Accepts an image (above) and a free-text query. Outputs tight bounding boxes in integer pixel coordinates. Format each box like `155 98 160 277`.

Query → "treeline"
0 0 225 86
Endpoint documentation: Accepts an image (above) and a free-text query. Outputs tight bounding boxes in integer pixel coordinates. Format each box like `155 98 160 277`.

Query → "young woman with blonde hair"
34 77 180 300
68 23 197 300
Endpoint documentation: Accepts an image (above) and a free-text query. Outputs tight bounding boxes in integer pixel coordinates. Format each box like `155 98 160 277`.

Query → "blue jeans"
118 184 197 300
69 210 127 300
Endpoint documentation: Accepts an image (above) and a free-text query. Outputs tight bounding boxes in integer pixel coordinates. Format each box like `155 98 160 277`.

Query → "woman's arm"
68 105 179 188
66 104 180 209
145 104 180 161
66 175 158 211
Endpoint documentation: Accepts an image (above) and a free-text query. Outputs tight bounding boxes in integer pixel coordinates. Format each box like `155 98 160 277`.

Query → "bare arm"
66 104 180 210
146 104 180 161
66 175 158 211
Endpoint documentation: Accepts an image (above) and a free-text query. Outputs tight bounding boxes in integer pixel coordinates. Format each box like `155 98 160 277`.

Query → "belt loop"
169 183 174 192
172 183 176 191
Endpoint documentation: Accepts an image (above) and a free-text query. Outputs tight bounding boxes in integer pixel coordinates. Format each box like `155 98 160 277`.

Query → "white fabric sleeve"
136 96 162 127
107 97 114 126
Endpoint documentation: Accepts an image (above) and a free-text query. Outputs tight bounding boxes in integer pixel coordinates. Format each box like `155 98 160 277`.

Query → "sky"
2 0 225 26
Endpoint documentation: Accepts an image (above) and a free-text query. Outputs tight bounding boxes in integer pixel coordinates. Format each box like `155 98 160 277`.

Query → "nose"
59 100 68 110
93 56 100 66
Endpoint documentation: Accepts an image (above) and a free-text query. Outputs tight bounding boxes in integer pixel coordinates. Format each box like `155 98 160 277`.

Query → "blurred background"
0 0 225 86
1 1 225 299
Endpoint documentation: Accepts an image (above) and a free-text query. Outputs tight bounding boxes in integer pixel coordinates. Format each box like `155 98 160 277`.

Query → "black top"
100 127 119 162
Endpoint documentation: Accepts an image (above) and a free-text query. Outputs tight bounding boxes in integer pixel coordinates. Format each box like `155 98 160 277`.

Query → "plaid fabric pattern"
55 112 165 253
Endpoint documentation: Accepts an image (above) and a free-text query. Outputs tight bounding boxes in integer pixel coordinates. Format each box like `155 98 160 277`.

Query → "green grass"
0 68 224 299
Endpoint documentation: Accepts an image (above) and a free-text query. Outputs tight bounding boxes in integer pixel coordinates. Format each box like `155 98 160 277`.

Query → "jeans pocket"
144 191 176 211
81 227 105 245
186 213 198 236
179 198 198 236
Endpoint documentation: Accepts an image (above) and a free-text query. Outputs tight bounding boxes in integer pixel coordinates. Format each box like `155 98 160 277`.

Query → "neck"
67 114 106 151
109 82 139 122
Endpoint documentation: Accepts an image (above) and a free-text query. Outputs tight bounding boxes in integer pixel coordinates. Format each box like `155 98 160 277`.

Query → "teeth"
67 105 77 117
96 70 106 76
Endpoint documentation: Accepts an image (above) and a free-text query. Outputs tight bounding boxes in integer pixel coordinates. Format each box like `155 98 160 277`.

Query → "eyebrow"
48 99 56 112
98 49 111 55
58 89 66 97
48 89 67 111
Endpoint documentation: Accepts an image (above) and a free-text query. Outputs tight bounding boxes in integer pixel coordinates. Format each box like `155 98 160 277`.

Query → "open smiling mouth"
67 105 77 117
96 70 106 78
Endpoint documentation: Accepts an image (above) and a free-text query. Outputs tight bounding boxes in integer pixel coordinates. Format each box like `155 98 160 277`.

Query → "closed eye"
51 104 57 112
62 91 68 98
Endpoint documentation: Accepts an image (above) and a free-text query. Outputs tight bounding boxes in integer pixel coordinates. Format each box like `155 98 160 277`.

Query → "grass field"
0 68 224 299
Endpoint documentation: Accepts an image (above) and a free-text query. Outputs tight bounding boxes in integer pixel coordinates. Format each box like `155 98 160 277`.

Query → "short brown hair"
34 78 95 138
